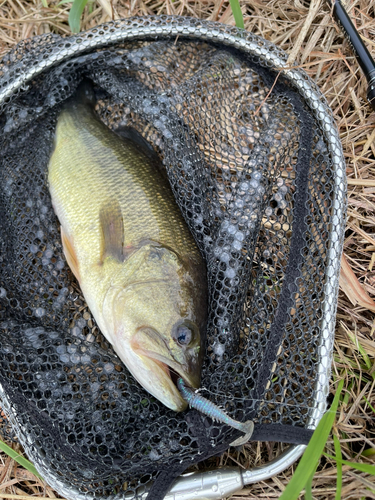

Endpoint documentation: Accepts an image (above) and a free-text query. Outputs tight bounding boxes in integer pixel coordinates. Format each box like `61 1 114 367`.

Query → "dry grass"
0 0 375 498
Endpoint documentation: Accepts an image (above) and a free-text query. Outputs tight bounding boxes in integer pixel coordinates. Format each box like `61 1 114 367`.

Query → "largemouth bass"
48 85 207 411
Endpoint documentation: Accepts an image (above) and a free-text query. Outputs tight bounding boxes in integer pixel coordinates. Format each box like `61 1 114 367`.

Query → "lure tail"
177 378 254 446
229 420 254 447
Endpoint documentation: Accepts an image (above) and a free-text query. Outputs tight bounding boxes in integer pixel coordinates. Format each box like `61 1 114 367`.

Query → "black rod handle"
328 0 375 110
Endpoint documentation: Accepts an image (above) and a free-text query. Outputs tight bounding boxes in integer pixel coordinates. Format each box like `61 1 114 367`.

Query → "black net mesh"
0 16 346 500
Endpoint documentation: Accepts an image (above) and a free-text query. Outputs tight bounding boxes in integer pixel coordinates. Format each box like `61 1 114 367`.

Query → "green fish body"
48 87 207 411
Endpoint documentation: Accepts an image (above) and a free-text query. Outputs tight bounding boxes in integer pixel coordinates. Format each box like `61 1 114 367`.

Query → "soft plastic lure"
177 377 254 446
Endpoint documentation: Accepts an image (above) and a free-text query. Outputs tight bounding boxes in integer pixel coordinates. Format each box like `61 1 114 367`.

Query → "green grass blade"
0 439 42 479
229 0 244 29
324 453 375 475
333 355 370 377
347 330 372 370
41 0 48 7
278 379 344 500
363 395 375 414
333 434 342 500
303 460 319 500
342 379 353 405
304 480 313 500
68 0 89 33
362 448 375 458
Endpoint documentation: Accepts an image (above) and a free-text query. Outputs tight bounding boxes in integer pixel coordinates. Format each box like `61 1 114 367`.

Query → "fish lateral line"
177 378 254 446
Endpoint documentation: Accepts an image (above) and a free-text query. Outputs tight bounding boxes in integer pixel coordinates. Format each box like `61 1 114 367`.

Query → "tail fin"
71 80 96 107
57 79 99 126
61 80 97 116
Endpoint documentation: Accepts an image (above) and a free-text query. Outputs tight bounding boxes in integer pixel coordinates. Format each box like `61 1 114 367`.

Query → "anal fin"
61 226 81 282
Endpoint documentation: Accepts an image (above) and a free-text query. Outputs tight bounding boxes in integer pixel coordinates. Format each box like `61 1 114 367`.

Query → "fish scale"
50 107 196 265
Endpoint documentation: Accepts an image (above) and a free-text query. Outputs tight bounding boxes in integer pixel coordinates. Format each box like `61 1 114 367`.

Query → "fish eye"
173 321 198 346
176 325 192 345
148 246 181 268
149 249 162 260
148 245 165 260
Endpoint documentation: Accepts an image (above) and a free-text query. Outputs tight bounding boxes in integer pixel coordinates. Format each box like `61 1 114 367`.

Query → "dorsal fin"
99 200 125 262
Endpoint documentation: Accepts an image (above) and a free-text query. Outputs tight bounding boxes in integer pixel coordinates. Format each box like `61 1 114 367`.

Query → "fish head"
103 243 207 412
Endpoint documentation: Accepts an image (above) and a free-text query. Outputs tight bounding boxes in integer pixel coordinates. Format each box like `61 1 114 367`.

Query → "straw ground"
0 0 374 498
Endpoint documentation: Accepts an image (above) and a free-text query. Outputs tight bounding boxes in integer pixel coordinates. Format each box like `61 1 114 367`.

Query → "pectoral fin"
99 201 125 262
61 226 81 282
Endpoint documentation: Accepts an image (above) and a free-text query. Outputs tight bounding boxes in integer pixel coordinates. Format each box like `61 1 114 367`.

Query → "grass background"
0 0 375 498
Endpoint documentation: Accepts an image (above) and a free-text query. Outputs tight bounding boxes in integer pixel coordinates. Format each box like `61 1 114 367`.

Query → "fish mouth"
141 355 188 412
131 327 201 403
